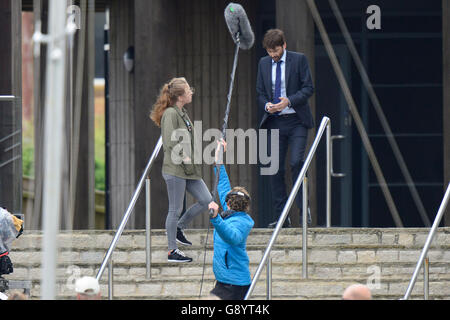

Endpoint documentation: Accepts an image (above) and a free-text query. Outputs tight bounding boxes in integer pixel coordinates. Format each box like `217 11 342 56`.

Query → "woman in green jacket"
150 77 215 263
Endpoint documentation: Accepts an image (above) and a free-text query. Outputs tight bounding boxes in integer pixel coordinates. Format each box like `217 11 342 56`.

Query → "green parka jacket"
161 106 202 180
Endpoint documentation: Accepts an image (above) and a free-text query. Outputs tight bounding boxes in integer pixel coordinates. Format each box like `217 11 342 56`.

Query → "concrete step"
9 257 450 286
27 277 450 300
4 227 449 300
11 228 450 249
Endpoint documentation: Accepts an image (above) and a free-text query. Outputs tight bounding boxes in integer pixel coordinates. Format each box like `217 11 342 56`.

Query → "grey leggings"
162 173 213 251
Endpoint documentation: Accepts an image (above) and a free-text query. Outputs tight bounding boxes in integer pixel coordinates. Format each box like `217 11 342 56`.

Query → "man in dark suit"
256 29 314 228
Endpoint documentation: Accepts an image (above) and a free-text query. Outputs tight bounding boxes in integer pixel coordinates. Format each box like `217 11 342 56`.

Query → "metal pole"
403 182 450 299
210 41 240 213
104 6 111 229
200 38 241 296
0 96 16 101
326 122 331 227
423 257 429 300
266 257 272 300
41 0 68 300
145 177 152 279
328 0 431 227
306 0 404 227
67 0 75 231
108 259 113 300
302 177 308 278
245 117 330 300
97 136 163 281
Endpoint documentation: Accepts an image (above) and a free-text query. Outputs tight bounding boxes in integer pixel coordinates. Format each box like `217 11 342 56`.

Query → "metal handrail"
96 136 162 281
145 177 152 279
302 176 309 278
0 95 16 102
0 97 22 168
403 182 450 300
245 116 331 300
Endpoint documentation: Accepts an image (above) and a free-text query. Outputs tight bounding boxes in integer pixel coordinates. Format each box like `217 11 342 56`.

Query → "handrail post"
108 259 114 300
403 182 450 299
423 257 429 300
145 177 152 279
96 136 162 281
302 176 308 278
266 257 272 300
326 121 331 227
244 117 330 300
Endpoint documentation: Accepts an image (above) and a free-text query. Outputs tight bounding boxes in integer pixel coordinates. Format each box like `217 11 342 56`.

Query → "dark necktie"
272 60 282 115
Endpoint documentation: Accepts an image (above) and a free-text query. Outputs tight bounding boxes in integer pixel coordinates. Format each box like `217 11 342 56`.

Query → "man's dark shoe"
267 217 291 228
168 249 193 263
176 228 192 246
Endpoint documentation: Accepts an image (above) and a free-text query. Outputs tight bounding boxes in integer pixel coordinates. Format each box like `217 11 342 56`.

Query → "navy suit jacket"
256 50 314 129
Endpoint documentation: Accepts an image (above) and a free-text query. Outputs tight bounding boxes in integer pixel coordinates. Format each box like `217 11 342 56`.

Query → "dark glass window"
368 87 443 135
368 38 442 84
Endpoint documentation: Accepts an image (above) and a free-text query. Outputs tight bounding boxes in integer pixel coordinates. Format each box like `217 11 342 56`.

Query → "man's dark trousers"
267 114 308 223
256 50 314 225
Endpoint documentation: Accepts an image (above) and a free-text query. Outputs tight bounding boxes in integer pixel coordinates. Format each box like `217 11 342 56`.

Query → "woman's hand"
214 139 227 163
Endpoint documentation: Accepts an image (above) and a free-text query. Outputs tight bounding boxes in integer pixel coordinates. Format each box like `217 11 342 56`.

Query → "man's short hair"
262 29 286 49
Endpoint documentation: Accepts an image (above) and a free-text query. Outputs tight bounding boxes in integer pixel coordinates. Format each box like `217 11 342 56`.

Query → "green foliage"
22 140 34 178
95 158 105 191
22 119 35 178
95 111 106 191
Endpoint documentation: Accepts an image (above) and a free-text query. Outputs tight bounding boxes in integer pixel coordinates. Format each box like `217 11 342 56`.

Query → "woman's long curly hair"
150 77 188 127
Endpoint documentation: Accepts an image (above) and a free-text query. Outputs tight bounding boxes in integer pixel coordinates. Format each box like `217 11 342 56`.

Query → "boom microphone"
224 3 255 50
200 2 254 299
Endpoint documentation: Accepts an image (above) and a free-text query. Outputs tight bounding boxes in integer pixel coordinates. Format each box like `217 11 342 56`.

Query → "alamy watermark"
67 5 81 30
366 265 381 290
170 121 280 175
65 265 82 292
366 5 381 30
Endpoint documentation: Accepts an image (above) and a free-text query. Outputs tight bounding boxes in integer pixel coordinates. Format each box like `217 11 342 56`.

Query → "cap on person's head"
75 276 100 296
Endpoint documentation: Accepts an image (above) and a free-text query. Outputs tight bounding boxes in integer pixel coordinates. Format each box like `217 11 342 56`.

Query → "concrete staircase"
5 227 450 300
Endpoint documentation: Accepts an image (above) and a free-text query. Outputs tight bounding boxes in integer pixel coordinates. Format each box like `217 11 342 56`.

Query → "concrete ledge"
5 228 449 300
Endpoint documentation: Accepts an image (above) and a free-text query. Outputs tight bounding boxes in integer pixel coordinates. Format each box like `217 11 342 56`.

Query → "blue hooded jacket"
210 165 254 286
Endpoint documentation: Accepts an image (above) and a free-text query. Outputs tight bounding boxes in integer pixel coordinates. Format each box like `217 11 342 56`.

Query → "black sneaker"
168 249 193 263
176 228 192 246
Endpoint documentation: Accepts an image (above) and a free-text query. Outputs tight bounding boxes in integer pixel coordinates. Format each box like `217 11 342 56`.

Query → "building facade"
2 0 449 229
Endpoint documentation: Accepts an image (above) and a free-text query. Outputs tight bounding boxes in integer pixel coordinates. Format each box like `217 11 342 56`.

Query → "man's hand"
270 97 290 112
267 97 290 113
266 102 278 114
208 201 220 218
